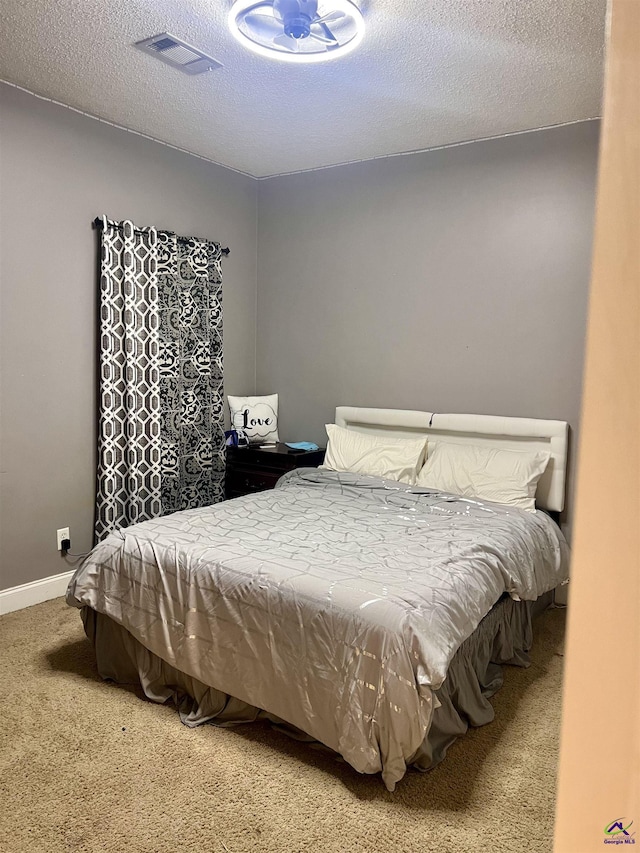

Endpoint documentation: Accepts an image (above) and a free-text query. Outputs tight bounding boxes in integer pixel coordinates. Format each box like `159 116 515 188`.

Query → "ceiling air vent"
135 33 223 74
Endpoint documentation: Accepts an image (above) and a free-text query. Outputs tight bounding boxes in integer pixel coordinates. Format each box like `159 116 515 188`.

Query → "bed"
66 407 570 791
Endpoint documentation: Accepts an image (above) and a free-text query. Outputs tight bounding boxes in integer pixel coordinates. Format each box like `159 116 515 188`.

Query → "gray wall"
0 84 258 590
0 83 598 593
257 122 600 534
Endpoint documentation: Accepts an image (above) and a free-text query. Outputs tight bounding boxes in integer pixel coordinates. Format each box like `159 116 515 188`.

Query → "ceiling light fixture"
228 0 365 64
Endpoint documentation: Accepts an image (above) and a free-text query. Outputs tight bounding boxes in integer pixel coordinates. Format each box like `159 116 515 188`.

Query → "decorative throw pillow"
416 441 551 511
228 394 279 445
321 423 428 485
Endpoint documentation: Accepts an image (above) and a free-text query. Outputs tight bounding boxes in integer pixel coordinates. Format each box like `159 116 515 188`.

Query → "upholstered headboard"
334 407 568 512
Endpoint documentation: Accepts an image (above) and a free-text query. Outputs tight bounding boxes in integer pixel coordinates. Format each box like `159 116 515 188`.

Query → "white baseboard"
0 570 75 615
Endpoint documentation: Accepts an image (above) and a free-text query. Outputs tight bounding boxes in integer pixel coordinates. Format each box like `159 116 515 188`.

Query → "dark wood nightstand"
225 443 326 499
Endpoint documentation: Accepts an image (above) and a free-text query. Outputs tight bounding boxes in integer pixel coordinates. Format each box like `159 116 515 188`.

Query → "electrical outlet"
57 527 70 551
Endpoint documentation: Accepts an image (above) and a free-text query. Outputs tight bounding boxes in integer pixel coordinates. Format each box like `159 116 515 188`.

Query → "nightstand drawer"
225 443 325 499
226 469 282 497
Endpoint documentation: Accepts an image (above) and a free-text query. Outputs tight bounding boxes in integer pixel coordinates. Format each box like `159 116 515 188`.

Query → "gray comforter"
66 469 569 790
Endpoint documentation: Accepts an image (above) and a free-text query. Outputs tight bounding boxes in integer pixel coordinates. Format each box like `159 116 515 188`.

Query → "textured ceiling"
0 0 606 178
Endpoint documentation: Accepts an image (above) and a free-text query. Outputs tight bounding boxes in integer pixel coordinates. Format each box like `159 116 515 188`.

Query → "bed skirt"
80 591 551 780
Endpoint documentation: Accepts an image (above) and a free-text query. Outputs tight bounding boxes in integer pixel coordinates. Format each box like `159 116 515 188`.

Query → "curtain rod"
92 218 230 256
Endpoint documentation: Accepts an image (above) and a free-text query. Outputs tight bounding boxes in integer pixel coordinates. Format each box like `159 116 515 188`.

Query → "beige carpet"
0 598 565 853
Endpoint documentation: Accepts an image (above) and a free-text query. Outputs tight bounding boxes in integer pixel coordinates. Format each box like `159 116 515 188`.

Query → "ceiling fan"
228 0 365 63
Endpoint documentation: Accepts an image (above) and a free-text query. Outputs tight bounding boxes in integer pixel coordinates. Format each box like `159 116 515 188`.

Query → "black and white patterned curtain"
95 217 225 541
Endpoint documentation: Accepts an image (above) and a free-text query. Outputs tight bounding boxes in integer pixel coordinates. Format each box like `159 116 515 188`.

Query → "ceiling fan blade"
308 34 331 48
314 10 345 24
273 33 299 51
308 30 336 45
312 22 338 43
244 13 283 36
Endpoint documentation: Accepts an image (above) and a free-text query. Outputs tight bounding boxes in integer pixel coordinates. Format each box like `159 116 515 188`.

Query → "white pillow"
228 394 279 445
321 423 428 485
415 441 551 512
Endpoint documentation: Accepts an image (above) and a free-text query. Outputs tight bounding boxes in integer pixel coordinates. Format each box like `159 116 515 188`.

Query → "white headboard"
334 407 569 513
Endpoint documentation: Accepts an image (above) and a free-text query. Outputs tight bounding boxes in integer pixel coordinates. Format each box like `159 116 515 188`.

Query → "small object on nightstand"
225 429 239 446
225 442 325 499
